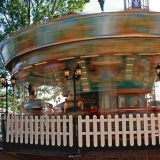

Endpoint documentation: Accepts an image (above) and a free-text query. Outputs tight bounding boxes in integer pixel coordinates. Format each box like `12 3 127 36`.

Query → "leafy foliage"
0 0 87 42
36 85 61 103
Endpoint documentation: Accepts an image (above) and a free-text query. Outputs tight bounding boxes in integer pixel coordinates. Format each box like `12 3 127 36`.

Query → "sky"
83 0 160 13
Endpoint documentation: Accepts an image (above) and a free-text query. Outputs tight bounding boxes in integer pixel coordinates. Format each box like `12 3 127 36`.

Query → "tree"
19 83 61 104
0 57 8 102
0 0 88 42
36 85 61 103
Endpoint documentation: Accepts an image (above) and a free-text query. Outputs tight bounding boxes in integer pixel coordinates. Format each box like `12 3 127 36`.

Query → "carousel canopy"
1 10 160 95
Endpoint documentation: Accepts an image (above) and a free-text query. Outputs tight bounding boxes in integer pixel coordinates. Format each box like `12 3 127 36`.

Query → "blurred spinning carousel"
1 0 160 116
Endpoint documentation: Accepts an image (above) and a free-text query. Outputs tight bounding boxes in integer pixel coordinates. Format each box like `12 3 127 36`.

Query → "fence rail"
6 113 160 147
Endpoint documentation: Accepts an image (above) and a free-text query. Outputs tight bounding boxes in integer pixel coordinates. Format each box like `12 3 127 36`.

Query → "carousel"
1 0 160 116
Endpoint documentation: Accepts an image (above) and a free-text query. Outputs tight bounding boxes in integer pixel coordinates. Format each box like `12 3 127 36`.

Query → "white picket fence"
6 113 160 147
6 115 73 146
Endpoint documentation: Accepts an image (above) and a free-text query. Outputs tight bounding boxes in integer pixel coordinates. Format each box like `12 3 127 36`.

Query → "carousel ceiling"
1 10 160 95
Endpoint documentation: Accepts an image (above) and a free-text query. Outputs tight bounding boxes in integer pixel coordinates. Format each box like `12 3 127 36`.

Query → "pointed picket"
78 115 82 147
122 114 127 146
129 114 134 146
86 115 90 147
143 114 149 146
57 116 61 146
30 116 33 144
15 116 19 143
151 113 156 145
10 116 14 143
100 115 105 147
40 116 44 145
45 116 49 145
108 115 112 147
20 116 24 143
63 115 67 146
115 115 119 147
69 115 73 147
93 115 98 147
51 116 55 146
136 114 141 146
25 116 28 144
35 116 39 145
